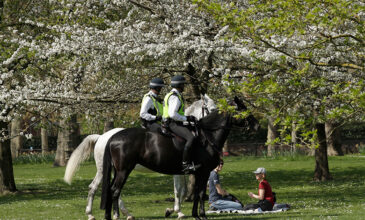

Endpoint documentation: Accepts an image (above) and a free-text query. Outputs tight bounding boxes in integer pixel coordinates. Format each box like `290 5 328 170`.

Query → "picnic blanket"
206 203 290 215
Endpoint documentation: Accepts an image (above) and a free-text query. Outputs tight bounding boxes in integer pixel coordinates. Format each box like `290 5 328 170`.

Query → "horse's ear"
233 96 247 111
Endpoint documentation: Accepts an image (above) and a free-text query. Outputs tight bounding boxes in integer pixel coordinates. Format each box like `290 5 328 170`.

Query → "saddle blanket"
206 203 290 215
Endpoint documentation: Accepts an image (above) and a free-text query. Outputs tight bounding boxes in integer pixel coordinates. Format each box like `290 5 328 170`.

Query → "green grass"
1 155 365 219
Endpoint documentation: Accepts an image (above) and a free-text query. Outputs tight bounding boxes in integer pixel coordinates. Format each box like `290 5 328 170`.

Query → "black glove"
155 116 162 121
186 115 197 122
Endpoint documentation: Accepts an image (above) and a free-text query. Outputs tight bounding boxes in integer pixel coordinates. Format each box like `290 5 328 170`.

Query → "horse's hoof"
177 212 185 219
87 215 96 220
120 209 129 217
126 216 135 220
165 208 173 218
113 214 120 220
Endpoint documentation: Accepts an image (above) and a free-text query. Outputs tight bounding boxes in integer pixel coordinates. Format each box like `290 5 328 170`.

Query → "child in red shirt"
243 167 275 211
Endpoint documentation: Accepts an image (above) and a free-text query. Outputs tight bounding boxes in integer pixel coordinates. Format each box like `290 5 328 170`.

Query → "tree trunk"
0 0 3 24
54 115 80 167
41 118 49 155
222 140 229 155
103 120 114 133
186 63 203 99
325 121 343 156
267 116 278 156
291 122 297 154
313 123 332 181
185 51 213 99
10 117 23 158
0 121 17 194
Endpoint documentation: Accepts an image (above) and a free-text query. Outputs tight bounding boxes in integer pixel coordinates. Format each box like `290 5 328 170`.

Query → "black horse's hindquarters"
100 102 259 219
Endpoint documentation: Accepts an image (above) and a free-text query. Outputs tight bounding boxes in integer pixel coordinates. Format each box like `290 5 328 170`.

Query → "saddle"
160 119 198 140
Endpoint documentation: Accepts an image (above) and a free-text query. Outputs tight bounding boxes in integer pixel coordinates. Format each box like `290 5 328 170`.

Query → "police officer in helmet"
140 78 165 132
163 75 197 174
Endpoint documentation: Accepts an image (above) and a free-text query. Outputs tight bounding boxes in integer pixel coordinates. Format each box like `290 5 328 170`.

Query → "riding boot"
182 146 195 174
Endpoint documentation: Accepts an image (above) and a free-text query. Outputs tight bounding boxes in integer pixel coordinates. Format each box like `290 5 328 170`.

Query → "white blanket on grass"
206 203 290 215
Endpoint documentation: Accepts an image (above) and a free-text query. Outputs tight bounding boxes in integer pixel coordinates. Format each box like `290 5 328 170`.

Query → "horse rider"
163 75 197 174
140 77 165 132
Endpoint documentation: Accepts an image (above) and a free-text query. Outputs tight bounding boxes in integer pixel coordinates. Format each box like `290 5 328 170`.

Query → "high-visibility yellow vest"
142 93 163 117
163 91 184 118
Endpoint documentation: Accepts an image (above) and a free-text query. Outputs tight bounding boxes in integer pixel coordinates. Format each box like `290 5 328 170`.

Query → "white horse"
165 94 216 219
64 94 216 220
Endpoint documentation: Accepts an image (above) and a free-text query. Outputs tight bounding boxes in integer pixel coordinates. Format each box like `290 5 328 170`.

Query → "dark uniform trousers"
169 121 195 163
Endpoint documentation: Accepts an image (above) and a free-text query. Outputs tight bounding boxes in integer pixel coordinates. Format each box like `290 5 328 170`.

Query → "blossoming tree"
0 0 264 193
194 0 365 180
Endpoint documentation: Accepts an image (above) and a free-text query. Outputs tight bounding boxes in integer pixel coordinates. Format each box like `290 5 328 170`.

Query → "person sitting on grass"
208 160 243 210
243 167 275 211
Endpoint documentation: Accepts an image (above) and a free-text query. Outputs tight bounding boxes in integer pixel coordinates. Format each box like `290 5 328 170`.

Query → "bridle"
201 95 210 118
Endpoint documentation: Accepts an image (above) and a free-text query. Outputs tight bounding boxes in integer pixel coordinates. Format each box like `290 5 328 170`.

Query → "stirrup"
182 162 200 174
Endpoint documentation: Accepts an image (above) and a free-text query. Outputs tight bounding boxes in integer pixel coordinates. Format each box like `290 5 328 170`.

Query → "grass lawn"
1 155 365 219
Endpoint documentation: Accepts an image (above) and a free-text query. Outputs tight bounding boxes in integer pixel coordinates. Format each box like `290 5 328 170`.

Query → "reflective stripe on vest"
142 94 163 117
163 91 184 118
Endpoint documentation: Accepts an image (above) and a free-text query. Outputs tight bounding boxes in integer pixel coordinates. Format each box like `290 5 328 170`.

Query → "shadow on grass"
0 172 175 205
3 166 365 205
2 159 365 219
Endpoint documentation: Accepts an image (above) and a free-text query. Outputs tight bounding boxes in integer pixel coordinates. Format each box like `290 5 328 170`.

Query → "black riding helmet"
171 75 186 88
149 78 165 89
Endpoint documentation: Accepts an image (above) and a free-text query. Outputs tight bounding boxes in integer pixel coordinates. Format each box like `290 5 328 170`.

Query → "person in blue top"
140 78 165 132
209 160 243 210
162 75 197 174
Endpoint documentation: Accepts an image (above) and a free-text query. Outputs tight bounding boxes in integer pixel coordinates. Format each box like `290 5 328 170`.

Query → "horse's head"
230 96 260 132
202 94 217 113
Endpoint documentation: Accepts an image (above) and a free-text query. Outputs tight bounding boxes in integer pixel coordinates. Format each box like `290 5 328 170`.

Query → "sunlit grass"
1 156 365 219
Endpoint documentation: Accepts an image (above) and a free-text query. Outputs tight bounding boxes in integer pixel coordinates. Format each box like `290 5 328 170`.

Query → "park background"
0 0 364 219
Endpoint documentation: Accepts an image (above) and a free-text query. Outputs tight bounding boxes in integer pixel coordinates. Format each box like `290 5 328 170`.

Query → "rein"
201 99 209 118
195 115 233 154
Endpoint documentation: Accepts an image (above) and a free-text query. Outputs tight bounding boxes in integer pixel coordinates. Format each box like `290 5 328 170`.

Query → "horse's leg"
185 174 195 202
167 175 187 219
191 175 200 220
192 173 209 220
197 173 209 220
111 169 134 220
86 170 102 220
105 176 115 220
165 175 178 218
119 198 134 220
198 187 208 220
176 175 187 219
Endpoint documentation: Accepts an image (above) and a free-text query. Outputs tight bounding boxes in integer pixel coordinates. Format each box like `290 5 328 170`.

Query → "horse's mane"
198 110 229 130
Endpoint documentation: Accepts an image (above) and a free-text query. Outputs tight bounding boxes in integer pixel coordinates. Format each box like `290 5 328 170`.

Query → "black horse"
100 97 259 220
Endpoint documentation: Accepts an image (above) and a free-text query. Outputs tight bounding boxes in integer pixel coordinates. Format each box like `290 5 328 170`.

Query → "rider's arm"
140 96 157 121
168 95 187 122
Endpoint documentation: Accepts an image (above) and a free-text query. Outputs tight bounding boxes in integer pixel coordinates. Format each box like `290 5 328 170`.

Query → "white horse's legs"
118 198 134 220
166 175 187 218
86 171 103 220
173 175 187 218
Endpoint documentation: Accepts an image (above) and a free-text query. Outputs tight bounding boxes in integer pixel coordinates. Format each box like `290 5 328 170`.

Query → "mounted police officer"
163 75 197 174
140 77 165 132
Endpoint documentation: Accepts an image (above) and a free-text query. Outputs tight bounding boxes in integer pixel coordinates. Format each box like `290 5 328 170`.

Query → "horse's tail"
100 140 112 210
64 134 100 185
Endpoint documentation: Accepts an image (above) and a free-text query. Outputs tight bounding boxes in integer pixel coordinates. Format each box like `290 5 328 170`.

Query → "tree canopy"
1 0 268 131
193 0 365 145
